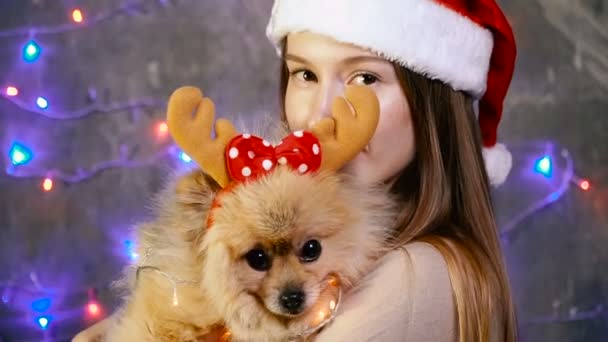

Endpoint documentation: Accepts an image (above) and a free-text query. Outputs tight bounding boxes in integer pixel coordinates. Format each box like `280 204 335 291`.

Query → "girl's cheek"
286 87 318 130
285 91 306 130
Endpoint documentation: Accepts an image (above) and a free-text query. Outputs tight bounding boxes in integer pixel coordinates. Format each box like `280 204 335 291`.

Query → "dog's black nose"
279 288 306 314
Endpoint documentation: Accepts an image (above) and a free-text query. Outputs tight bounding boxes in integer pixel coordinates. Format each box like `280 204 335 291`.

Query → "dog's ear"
173 170 220 212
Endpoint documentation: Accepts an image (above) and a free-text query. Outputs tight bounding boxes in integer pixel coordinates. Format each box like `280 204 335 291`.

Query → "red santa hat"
266 0 517 186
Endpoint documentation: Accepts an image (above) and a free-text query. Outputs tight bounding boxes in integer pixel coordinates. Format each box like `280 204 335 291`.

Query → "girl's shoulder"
392 241 457 338
368 241 457 340
398 240 449 271
398 240 454 291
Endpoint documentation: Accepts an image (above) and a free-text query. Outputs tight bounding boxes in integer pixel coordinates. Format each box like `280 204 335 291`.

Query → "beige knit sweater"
315 242 458 342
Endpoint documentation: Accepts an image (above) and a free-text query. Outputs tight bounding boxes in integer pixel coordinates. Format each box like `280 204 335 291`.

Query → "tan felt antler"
167 86 237 188
311 85 380 172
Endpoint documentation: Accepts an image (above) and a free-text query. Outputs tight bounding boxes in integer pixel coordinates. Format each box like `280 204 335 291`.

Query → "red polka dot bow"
225 130 322 183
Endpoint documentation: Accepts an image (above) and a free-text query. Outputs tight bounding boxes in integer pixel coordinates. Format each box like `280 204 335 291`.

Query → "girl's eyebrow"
284 53 309 64
340 55 388 66
285 53 387 67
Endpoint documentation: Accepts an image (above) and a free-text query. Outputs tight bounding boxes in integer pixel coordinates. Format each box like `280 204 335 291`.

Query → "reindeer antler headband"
167 85 380 227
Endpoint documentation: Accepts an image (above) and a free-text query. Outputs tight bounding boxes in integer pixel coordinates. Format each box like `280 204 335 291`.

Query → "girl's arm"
314 242 457 342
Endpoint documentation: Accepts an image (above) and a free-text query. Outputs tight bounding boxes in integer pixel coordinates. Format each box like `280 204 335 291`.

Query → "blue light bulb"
179 152 192 163
9 142 33 166
130 251 139 261
36 96 49 109
36 316 51 330
23 40 41 62
32 298 51 312
535 156 552 177
124 240 139 261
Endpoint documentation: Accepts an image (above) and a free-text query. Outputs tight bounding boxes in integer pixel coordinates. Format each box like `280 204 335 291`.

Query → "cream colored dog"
104 86 396 341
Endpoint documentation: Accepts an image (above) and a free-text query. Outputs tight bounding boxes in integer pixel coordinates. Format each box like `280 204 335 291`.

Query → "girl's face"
284 32 415 184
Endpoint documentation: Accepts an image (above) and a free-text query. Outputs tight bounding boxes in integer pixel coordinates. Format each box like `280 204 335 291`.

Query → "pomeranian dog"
104 85 397 341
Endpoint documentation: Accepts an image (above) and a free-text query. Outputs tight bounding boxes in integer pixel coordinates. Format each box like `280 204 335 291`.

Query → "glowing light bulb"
23 40 41 62
327 276 339 287
87 302 100 316
580 180 590 191
172 289 179 306
125 240 139 261
36 96 49 109
85 288 103 319
220 331 232 342
32 298 51 312
329 300 336 310
36 316 51 330
535 156 552 177
42 178 53 191
72 9 84 23
1 291 9 304
9 142 33 166
6 86 18 96
157 122 168 137
179 152 192 163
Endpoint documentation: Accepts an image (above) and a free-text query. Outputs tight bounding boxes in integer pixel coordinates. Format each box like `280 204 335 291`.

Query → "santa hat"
266 0 517 186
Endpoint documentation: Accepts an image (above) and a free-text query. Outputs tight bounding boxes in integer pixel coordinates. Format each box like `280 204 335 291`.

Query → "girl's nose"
308 81 344 129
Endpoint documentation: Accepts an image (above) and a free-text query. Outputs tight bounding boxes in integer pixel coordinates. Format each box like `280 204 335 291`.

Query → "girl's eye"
291 69 318 82
352 73 379 85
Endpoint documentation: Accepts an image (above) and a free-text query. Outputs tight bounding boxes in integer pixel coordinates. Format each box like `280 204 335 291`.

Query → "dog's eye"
300 239 322 262
245 249 271 271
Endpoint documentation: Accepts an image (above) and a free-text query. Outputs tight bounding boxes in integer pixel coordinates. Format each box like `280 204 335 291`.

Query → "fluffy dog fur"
105 162 396 341
105 83 395 341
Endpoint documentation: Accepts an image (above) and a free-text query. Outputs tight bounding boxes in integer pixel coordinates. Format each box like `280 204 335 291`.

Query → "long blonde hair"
279 59 518 341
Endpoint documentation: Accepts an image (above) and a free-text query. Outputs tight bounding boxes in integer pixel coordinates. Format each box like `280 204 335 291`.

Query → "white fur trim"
482 143 512 186
266 0 494 97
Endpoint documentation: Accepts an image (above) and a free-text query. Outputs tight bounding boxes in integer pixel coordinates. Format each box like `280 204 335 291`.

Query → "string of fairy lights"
0 1 192 339
1 0 193 189
0 0 603 339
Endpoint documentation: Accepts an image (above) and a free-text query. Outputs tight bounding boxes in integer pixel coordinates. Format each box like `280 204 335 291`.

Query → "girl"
269 0 517 340
75 0 517 340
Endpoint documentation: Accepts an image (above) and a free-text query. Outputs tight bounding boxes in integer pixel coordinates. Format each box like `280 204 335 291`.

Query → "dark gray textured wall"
0 0 606 341
497 0 608 340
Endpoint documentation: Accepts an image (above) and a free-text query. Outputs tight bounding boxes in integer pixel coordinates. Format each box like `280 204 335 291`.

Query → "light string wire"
500 147 574 241
5 145 176 183
0 93 167 120
133 248 198 307
0 0 176 39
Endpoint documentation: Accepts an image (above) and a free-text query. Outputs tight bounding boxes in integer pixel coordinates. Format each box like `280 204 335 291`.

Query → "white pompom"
482 143 512 186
